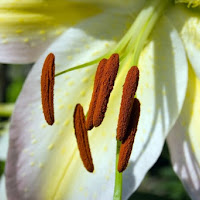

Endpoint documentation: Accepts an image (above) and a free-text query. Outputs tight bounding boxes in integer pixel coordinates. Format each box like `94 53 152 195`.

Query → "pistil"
41 53 55 125
74 104 94 172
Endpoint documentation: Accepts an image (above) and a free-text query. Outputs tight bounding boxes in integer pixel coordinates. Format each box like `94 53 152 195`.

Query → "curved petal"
167 4 200 79
5 7 143 200
167 66 200 200
0 176 7 200
122 16 188 199
0 0 104 64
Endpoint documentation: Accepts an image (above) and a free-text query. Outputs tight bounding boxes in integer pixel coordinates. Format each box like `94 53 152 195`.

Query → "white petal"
167 5 200 79
0 176 7 200
0 0 105 64
122 16 188 199
167 66 200 200
0 123 9 160
6 7 145 200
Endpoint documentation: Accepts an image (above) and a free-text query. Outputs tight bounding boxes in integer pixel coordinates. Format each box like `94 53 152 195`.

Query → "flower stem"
113 140 122 200
55 52 111 77
113 0 163 54
130 0 170 66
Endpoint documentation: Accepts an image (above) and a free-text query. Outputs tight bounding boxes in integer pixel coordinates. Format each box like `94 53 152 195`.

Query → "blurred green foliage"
0 64 191 199
6 77 24 102
0 64 31 180
0 161 5 177
2 64 32 102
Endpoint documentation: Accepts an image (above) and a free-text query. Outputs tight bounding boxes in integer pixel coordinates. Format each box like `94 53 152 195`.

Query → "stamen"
41 53 55 125
86 58 107 130
118 98 140 173
93 53 119 127
117 66 139 141
73 104 94 172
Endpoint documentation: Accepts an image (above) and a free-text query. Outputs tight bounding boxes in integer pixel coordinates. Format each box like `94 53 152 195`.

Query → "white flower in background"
0 122 9 200
0 122 9 161
0 0 124 64
0 176 7 200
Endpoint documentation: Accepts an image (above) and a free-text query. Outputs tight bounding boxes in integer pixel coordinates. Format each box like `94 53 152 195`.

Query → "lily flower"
4 0 200 199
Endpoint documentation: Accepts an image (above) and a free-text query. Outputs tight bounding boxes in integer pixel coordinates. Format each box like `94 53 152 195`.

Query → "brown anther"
93 53 119 127
73 104 94 172
41 53 55 125
86 58 107 130
118 98 140 173
117 66 139 141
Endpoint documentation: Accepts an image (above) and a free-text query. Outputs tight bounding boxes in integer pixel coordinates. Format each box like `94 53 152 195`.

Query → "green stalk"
55 57 101 77
55 52 111 77
113 140 122 200
129 0 170 66
113 0 163 54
